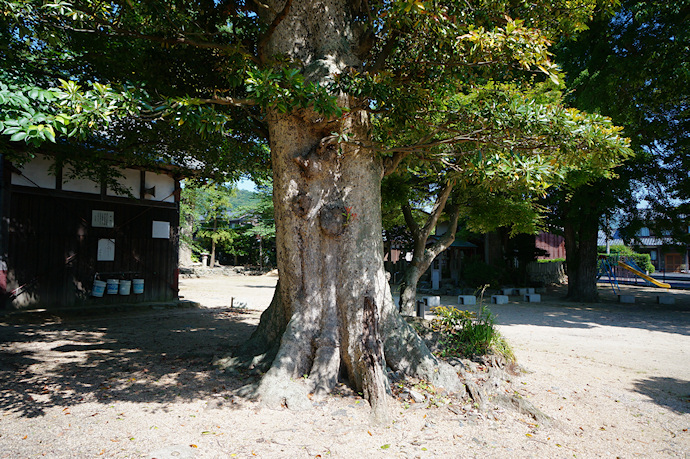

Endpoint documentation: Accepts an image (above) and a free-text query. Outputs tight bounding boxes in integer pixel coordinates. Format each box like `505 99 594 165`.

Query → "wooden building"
1 154 183 310
535 231 566 260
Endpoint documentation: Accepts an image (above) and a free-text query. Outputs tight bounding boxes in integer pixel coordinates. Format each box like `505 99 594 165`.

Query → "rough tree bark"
398 182 461 315
563 189 601 302
219 0 461 422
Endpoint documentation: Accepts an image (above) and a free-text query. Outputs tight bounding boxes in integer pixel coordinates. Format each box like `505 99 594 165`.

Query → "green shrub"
536 258 565 263
598 245 655 273
432 305 514 362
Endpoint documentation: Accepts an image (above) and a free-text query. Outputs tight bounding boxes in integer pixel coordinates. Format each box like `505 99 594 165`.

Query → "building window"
650 250 657 261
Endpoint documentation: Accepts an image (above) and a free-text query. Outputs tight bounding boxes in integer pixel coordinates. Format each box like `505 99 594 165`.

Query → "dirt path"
1 274 688 458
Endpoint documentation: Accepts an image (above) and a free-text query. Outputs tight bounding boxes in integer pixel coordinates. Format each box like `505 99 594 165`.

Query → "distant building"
597 228 688 272
535 232 565 260
1 154 184 310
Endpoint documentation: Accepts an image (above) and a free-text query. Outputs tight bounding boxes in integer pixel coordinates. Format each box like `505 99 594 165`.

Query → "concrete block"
524 293 541 303
518 288 535 295
423 296 441 308
458 295 477 305
618 295 636 304
657 295 675 305
492 295 509 305
501 288 517 296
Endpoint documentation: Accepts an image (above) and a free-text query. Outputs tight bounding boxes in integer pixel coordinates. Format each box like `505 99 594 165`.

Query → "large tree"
1 0 629 420
552 0 689 301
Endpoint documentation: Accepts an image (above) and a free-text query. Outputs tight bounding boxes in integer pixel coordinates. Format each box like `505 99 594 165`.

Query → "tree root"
382 311 464 393
494 393 553 427
404 316 555 425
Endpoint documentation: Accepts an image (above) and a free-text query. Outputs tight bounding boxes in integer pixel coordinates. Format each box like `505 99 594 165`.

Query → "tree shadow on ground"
631 376 690 414
0 307 260 418
483 285 690 336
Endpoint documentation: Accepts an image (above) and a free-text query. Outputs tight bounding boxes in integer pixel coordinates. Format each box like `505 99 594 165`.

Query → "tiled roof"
597 231 681 248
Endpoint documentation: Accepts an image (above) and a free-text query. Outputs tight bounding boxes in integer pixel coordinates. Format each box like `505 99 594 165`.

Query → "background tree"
236 181 277 269
1 0 630 419
197 183 236 268
181 182 236 267
390 145 561 315
552 0 689 301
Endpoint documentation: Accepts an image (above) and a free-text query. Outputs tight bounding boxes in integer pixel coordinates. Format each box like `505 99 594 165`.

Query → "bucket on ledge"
132 278 144 294
106 279 119 295
92 280 106 297
119 279 132 295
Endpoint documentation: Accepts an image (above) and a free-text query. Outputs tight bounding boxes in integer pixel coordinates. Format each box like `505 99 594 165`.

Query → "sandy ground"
0 273 688 458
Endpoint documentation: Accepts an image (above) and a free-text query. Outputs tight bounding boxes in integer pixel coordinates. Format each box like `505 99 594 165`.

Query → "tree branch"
420 180 454 238
196 97 258 107
257 0 294 63
383 151 411 177
367 28 401 73
44 19 260 65
436 204 461 248
401 202 420 239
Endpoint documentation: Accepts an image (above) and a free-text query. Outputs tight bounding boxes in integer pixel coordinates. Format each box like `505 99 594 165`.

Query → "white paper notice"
97 239 115 261
92 210 115 228
152 220 170 239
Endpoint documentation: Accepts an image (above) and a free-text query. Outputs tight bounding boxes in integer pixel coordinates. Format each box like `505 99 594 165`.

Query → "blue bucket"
119 280 132 295
92 280 106 297
106 279 119 295
132 279 144 294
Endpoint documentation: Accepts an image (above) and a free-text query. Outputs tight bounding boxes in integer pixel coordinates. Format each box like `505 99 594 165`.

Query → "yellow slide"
618 261 671 289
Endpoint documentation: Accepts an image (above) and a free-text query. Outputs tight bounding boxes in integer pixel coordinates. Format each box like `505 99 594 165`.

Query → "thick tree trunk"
220 0 461 421
398 267 421 315
563 190 600 302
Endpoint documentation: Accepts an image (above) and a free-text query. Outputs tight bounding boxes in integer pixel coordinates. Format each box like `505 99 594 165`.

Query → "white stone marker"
618 295 635 304
492 295 509 304
458 295 477 305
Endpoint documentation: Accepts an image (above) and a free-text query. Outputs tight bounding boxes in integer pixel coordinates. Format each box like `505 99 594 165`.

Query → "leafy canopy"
555 0 689 239
1 0 629 185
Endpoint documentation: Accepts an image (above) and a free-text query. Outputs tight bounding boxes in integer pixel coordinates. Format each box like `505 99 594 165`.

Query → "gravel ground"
0 272 688 458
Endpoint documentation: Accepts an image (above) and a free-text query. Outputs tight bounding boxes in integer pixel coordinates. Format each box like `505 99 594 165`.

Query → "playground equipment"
618 261 671 289
598 256 621 294
598 255 671 294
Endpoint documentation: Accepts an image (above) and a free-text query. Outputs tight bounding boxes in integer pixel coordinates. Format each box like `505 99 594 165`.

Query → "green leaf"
44 125 56 142
10 131 27 142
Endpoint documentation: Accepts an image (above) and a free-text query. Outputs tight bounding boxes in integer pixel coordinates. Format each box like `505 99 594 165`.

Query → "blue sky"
237 178 258 192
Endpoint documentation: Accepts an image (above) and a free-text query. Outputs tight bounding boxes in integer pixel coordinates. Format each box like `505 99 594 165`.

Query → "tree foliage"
556 0 689 226
1 0 630 173
549 0 689 299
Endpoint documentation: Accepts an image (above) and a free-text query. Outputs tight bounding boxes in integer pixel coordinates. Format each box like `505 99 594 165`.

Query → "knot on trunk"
292 193 313 219
292 138 338 179
319 203 347 236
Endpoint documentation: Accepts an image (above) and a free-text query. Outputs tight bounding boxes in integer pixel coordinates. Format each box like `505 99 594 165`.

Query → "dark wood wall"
5 187 179 309
536 232 566 260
